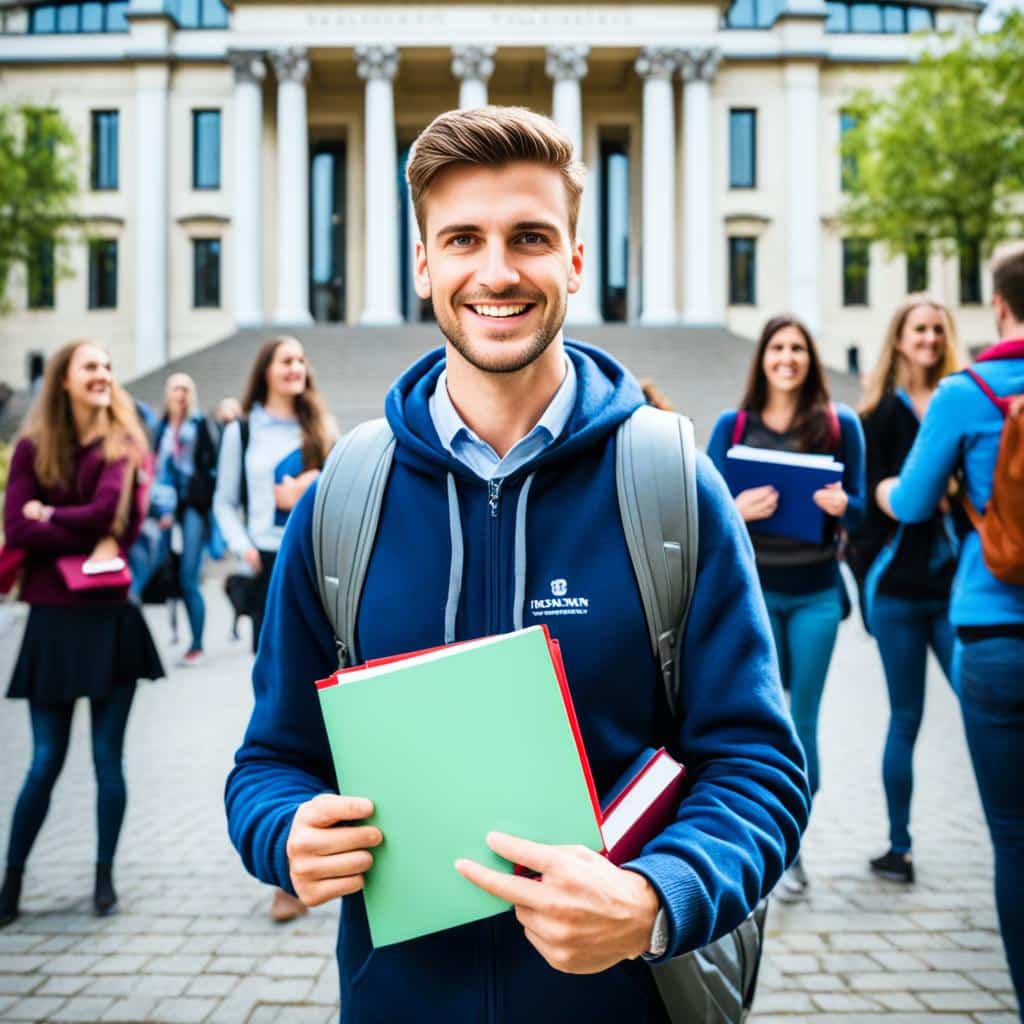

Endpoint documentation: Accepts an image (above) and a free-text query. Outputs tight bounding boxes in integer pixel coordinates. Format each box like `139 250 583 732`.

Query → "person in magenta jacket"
0 341 164 929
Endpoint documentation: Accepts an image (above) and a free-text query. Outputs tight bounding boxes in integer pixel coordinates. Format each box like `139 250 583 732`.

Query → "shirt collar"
431 355 577 456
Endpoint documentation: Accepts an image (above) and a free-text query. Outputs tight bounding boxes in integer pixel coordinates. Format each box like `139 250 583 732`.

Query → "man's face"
414 161 583 374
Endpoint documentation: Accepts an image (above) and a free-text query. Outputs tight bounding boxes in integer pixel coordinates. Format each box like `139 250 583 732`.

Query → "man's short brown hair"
406 105 585 242
992 243 1024 323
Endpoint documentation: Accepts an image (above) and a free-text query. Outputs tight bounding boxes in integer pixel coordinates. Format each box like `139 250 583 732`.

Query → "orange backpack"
962 368 1024 585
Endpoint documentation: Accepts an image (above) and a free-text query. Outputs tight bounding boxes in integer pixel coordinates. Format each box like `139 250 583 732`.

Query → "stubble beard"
434 291 568 375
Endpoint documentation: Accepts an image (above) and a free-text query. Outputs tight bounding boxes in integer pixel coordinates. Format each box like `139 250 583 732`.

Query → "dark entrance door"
599 133 630 322
310 142 346 322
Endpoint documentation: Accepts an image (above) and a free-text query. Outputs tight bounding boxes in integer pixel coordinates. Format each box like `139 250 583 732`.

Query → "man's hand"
455 832 661 975
734 485 778 523
812 481 849 517
286 794 382 907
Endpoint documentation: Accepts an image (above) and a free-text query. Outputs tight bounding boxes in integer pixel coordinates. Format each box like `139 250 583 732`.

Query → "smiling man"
225 106 808 1023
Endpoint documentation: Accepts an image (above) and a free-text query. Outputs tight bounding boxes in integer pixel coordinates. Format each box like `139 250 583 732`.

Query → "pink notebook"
56 555 131 593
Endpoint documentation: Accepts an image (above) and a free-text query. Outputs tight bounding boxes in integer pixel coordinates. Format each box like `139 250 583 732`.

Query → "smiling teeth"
473 304 527 318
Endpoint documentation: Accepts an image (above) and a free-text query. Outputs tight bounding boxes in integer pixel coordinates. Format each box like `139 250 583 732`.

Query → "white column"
451 45 494 109
271 48 313 325
785 61 822 334
635 47 679 324
357 45 402 325
229 51 266 327
546 45 601 324
134 64 169 374
679 47 721 325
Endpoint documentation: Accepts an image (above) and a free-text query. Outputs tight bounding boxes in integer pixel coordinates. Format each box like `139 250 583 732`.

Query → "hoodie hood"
384 339 646 479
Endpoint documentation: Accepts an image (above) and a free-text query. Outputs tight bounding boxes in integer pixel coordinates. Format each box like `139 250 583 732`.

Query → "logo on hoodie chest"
529 578 591 618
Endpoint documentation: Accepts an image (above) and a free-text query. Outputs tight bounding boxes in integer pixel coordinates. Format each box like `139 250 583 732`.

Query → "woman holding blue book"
847 295 963 885
708 314 866 898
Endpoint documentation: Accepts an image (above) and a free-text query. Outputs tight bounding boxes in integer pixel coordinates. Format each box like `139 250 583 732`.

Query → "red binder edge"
599 747 688 826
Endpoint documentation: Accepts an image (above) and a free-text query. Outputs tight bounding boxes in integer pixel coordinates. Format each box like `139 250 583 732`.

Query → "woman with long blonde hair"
0 341 164 928
849 293 963 884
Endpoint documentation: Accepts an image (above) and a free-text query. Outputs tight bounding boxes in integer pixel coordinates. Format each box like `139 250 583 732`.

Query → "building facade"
0 0 994 389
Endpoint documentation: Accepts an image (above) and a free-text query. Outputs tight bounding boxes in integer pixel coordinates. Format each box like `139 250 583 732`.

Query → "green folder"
316 626 604 947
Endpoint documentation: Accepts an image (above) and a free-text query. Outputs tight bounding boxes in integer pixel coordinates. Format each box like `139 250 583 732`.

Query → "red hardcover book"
600 748 688 866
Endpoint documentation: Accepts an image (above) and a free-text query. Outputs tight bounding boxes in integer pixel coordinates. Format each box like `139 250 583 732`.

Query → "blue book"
723 446 844 545
273 448 305 526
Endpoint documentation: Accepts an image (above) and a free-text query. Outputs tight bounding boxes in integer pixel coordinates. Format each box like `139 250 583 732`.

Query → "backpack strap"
826 402 841 452
312 418 396 668
730 410 747 447
238 418 251 522
965 368 1012 416
615 405 699 718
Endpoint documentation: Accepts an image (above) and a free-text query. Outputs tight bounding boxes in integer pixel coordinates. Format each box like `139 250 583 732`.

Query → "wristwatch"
644 907 669 959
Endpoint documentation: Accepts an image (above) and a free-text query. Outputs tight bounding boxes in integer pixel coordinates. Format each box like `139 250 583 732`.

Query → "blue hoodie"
225 341 809 1024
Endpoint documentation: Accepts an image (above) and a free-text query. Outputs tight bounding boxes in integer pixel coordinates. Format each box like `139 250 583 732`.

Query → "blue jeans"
957 635 1024 1007
130 506 206 652
6 684 137 868
870 594 954 853
764 586 842 798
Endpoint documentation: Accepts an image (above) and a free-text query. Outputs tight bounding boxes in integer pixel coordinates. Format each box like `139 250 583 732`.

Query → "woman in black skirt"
0 340 164 927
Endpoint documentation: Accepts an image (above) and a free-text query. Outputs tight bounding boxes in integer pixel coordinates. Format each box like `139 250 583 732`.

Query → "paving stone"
247 1005 336 1024
81 976 142 998
32 936 81 954
917 950 1009 972
869 952 928 972
948 930 1005 950
818 953 877 974
39 955 102 976
748 990 816 1014
917 989 1005 1011
144 954 211 975
185 975 240 998
769 953 820 974
256 955 324 978
86 955 150 975
872 992 925 1011
811 992 883 1012
0 935 44 954
208 956 259 975
124 974 192 999
829 933 895 952
99 997 160 1022
973 1015 1022 1024
5 996 68 1020
0 973 42 995
49 996 117 1021
38 975 92 996
792 973 849 992
151 996 218 1022
0 954 47 973
846 971 978 992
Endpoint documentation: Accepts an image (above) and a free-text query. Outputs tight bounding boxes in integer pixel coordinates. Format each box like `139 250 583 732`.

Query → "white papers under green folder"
315 626 604 947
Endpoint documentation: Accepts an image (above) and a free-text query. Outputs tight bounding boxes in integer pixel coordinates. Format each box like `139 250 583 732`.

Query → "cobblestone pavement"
0 575 1018 1023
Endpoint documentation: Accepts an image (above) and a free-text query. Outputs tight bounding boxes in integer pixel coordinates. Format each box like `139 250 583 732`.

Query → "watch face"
649 908 669 956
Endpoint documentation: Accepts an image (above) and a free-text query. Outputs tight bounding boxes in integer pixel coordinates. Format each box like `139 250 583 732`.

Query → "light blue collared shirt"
428 356 577 481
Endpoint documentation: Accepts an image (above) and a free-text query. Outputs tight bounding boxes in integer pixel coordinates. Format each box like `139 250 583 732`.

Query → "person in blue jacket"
847 295 964 885
877 244 1024 1007
707 316 865 900
225 106 809 1023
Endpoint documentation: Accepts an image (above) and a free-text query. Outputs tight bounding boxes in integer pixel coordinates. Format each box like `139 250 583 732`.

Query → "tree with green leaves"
840 12 1024 265
0 105 79 314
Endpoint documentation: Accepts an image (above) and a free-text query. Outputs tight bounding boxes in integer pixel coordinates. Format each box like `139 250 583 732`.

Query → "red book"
600 748 688 866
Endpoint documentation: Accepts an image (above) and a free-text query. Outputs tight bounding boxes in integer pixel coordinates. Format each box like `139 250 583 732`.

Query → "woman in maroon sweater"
0 341 164 928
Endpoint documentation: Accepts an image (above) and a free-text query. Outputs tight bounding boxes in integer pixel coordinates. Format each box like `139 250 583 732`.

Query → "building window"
724 0 782 28
27 240 55 309
193 238 221 308
29 2 130 34
192 110 221 190
842 239 870 306
90 110 118 190
907 240 928 293
728 109 757 189
823 0 934 32
728 237 757 305
839 110 858 192
88 239 117 309
172 0 230 28
959 239 982 305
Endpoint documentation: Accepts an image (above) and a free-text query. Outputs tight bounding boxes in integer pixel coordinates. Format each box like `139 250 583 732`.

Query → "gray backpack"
312 405 768 1024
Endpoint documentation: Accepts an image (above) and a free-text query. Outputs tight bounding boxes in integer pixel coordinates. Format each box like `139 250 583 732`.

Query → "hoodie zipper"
487 478 503 635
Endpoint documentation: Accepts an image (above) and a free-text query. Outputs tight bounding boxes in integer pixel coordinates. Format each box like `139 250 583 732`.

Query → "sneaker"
869 849 914 884
177 649 205 668
269 888 308 924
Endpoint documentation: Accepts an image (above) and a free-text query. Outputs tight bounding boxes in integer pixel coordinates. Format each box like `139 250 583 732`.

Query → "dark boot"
93 863 118 917
0 867 23 928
